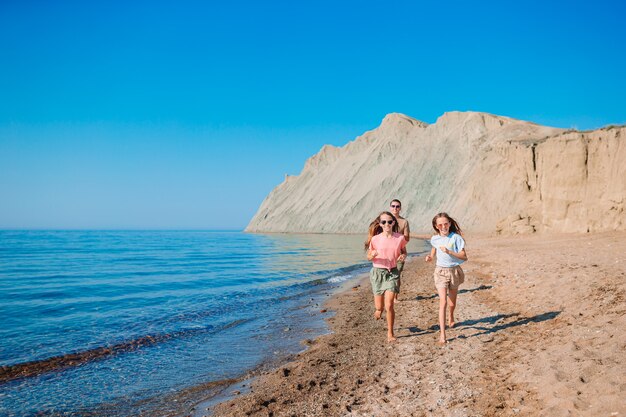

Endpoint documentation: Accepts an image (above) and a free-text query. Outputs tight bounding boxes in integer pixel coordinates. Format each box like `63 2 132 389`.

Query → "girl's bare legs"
437 287 448 344
447 289 458 328
384 291 397 342
373 294 384 319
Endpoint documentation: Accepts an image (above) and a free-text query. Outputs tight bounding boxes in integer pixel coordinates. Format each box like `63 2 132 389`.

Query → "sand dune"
246 112 626 234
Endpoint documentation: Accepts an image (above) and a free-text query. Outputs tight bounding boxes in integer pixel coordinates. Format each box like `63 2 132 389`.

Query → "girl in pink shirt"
366 212 407 342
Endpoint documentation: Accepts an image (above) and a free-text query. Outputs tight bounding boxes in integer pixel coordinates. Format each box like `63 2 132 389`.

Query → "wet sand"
207 233 625 416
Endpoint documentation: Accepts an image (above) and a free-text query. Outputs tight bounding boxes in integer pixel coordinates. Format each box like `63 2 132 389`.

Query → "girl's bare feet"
448 319 455 328
388 334 397 343
374 309 383 320
437 339 448 346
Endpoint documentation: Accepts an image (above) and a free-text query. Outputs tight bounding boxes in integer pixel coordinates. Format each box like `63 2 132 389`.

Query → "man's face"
390 202 401 217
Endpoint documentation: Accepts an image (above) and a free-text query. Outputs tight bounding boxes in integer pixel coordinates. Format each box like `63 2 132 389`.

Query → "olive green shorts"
370 267 400 295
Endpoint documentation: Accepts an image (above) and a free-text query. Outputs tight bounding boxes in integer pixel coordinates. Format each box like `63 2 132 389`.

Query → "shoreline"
207 232 625 416
189 242 432 416
190 271 377 417
1 231 388 416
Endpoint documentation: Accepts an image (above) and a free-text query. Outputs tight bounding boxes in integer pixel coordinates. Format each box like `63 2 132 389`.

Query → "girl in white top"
425 212 468 345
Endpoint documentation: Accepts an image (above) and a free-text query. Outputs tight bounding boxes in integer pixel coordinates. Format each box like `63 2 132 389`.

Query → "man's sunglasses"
390 205 401 208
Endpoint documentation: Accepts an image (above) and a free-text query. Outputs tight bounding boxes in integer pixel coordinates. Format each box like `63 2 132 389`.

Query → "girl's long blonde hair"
364 219 382 250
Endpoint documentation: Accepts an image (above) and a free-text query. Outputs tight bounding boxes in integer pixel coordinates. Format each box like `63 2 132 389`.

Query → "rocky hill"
246 112 625 234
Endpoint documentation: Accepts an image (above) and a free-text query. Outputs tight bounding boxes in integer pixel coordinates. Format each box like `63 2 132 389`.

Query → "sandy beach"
208 232 625 416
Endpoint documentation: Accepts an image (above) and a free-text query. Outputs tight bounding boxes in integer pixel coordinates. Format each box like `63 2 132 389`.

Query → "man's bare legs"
394 278 401 302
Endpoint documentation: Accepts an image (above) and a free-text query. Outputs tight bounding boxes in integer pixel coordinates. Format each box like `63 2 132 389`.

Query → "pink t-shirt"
369 232 407 270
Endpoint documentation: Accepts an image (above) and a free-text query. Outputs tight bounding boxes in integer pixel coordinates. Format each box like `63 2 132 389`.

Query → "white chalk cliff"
246 112 626 234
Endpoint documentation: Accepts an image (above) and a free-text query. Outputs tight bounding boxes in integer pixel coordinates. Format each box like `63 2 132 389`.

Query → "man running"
390 199 410 301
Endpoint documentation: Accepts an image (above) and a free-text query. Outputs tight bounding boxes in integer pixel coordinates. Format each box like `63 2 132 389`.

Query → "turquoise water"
0 230 427 416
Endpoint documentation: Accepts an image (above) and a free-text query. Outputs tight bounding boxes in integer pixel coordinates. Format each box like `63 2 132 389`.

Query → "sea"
0 230 428 416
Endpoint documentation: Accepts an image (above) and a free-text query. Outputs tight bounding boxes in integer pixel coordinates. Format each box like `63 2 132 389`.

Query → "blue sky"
1 0 625 229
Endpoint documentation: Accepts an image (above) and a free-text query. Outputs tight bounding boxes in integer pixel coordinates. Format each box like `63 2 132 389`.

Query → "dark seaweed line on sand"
0 318 251 385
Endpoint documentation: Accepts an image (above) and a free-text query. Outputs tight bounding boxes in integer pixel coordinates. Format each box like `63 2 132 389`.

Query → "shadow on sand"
413 284 493 301
398 311 561 340
399 326 437 338
453 311 562 340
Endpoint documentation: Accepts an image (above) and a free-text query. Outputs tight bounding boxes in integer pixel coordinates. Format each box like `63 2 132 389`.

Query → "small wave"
269 262 370 291
326 274 354 284
314 262 370 277
324 262 370 284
